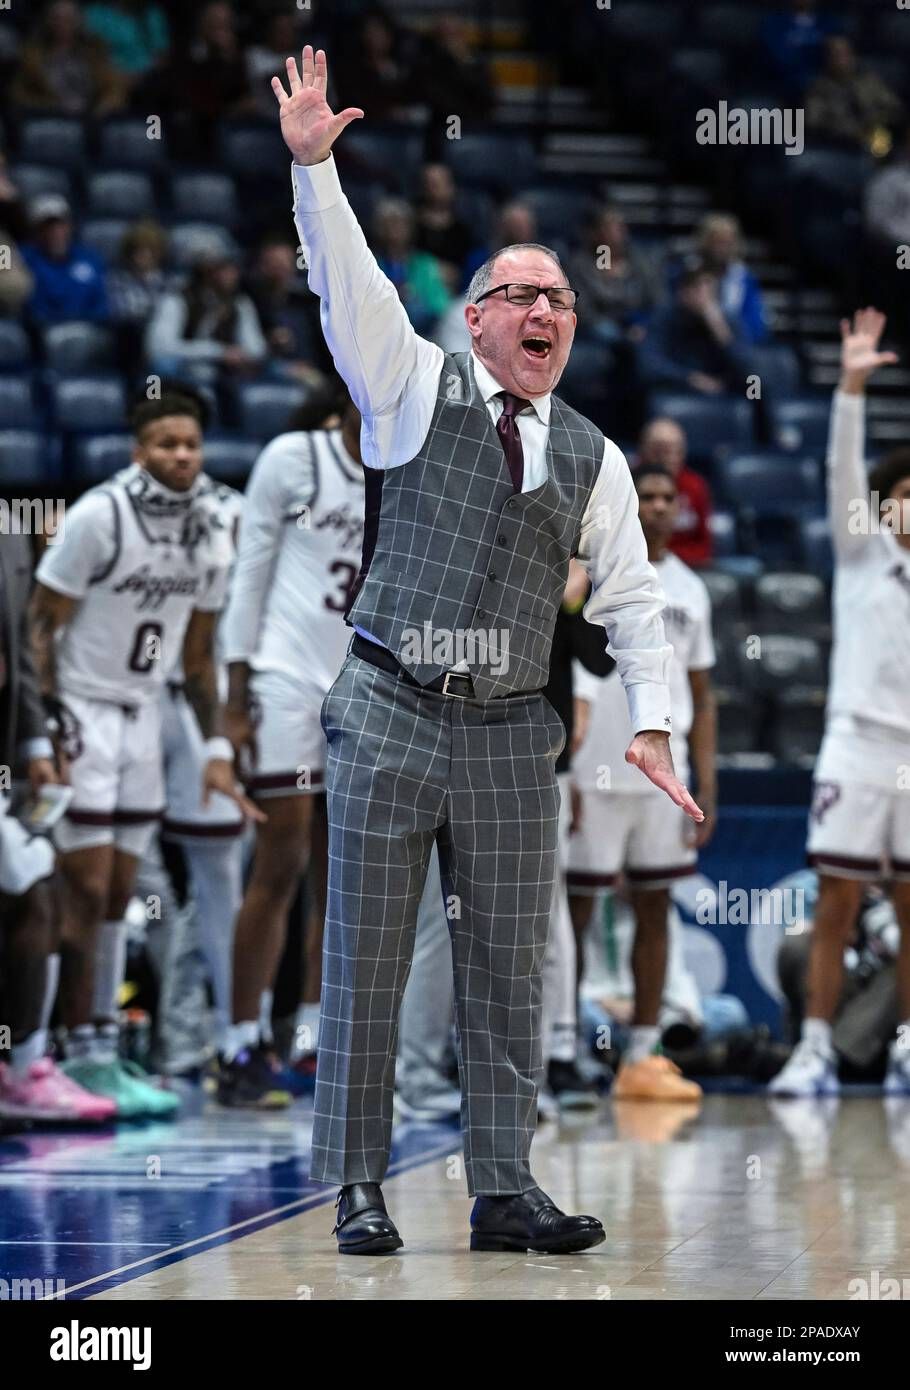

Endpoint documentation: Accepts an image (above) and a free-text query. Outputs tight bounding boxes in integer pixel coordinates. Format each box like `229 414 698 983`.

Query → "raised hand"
625 730 704 823
271 45 363 166
839 307 898 394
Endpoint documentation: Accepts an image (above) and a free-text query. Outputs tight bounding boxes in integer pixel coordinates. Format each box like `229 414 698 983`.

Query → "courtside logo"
49 1321 151 1371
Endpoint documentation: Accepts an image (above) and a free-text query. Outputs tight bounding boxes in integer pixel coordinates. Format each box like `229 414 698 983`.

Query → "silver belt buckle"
441 671 470 699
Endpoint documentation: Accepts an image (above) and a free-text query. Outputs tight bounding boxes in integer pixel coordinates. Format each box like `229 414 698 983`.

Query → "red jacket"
670 467 713 568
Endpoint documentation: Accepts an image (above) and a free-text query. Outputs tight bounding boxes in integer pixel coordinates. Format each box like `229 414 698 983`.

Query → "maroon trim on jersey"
890 857 910 879
247 770 325 796
566 870 618 891
162 818 244 839
113 807 165 825
625 864 695 884
66 808 115 826
807 851 880 875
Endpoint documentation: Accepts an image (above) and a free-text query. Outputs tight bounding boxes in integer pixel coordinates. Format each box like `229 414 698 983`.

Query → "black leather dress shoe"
333 1182 403 1255
470 1185 605 1254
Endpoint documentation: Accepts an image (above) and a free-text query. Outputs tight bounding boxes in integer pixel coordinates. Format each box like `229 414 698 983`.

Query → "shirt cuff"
19 737 54 763
292 156 343 214
624 683 673 738
572 660 605 705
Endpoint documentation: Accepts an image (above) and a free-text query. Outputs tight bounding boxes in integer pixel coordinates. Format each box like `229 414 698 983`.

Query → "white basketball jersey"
222 428 365 694
38 467 231 706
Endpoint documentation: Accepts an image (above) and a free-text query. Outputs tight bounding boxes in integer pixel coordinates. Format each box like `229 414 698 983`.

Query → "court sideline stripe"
48 1136 458 1300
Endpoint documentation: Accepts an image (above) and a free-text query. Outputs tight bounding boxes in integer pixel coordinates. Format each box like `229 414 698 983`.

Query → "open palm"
840 307 898 385
271 46 363 166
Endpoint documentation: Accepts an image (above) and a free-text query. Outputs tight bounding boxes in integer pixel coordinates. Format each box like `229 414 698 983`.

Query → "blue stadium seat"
170 173 238 226
0 430 47 484
708 509 737 557
73 433 133 482
0 321 32 370
444 134 536 193
42 322 116 371
748 344 802 399
9 163 73 203
97 118 168 170
786 148 874 201
203 436 263 483
79 218 128 262
515 186 591 244
670 49 729 89
343 180 383 230
0 376 38 427
770 395 831 454
738 633 827 692
218 123 285 179
609 2 687 46
769 687 827 767
18 118 86 171
647 393 754 462
755 571 828 626
800 515 833 579
86 170 156 219
342 130 424 192
699 567 744 624
50 374 127 432
714 451 821 510
234 382 310 439
696 3 765 52
167 222 238 269
716 694 761 757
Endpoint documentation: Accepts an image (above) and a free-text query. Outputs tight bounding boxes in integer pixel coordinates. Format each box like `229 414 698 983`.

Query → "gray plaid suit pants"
310 651 565 1195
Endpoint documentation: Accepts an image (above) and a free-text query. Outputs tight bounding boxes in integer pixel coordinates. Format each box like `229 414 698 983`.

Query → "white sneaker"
884 1039 910 1096
767 1039 839 1097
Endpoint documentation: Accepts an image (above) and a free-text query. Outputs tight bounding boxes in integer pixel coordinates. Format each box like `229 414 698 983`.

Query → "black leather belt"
351 634 531 700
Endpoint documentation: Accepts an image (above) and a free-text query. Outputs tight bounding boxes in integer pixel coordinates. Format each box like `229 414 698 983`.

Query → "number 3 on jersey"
325 560 359 615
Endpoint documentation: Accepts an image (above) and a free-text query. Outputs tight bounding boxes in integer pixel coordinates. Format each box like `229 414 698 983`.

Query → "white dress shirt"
291 157 672 734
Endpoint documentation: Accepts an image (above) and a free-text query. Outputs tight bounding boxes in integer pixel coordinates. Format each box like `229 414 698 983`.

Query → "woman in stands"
770 308 910 1097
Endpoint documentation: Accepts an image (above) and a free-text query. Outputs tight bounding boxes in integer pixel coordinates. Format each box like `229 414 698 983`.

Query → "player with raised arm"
29 386 258 1118
770 308 910 1097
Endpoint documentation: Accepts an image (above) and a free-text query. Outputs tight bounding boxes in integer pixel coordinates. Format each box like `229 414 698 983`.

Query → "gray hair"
466 243 567 305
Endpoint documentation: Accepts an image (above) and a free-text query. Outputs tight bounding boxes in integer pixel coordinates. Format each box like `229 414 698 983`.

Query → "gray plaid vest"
347 351 604 699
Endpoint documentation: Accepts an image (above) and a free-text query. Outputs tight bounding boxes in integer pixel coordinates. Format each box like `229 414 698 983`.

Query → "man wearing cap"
21 194 109 326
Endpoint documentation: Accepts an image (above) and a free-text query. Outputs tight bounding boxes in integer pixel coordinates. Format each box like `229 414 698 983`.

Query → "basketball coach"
272 47 703 1256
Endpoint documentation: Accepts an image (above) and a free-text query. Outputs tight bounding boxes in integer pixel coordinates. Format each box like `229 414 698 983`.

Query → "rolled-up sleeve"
576 439 672 735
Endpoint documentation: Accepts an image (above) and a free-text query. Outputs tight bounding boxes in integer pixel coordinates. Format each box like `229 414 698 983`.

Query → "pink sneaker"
0 1058 117 1123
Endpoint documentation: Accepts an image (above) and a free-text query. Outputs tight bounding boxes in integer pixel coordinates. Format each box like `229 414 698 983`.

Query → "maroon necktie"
496 392 529 493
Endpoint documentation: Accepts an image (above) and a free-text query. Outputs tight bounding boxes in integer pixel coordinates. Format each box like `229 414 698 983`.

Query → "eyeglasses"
473 282 579 311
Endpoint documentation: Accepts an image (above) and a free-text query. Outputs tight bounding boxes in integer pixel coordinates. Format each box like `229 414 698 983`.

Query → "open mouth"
521 336 552 360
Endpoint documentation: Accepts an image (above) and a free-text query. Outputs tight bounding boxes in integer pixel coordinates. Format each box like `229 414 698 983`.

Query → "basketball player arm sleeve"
827 389 869 560
290 157 443 466
575 440 673 736
220 438 303 669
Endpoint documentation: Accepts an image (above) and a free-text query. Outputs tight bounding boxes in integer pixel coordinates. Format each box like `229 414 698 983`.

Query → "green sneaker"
60 1058 179 1120
120 1060 181 1118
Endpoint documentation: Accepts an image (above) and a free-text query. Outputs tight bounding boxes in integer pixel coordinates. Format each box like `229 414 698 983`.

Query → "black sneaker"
215 1046 292 1110
546 1058 602 1111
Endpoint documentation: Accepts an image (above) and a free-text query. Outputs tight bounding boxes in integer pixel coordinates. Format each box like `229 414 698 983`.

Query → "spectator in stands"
440 201 541 352
636 418 713 568
865 125 910 250
761 0 838 98
245 234 323 384
568 205 661 343
12 0 127 116
83 0 170 81
806 37 903 155
638 260 750 396
414 164 477 291
108 219 171 360
0 155 33 318
695 214 769 346
246 11 310 120
335 10 416 124
418 17 492 130
145 249 267 388
372 197 452 335
21 194 109 326
168 2 254 158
